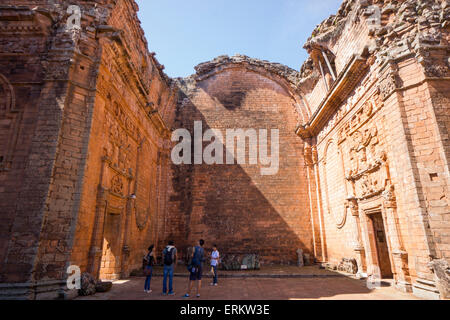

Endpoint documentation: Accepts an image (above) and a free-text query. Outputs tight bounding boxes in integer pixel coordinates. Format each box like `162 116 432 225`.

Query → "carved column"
88 159 108 278
119 175 133 279
120 195 133 278
382 185 411 292
304 141 320 260
311 144 327 262
346 196 366 277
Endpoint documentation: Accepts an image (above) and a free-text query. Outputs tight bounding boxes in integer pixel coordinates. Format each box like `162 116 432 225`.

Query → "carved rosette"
111 175 124 195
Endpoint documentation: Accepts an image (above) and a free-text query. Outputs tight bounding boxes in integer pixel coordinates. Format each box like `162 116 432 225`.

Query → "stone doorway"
369 212 393 279
99 212 122 280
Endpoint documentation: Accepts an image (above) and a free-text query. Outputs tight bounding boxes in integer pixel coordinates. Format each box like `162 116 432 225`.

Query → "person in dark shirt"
143 245 155 293
162 240 177 296
184 239 205 298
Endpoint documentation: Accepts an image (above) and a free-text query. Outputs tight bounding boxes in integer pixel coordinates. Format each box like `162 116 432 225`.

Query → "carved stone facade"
0 1 176 299
0 0 449 300
297 0 450 300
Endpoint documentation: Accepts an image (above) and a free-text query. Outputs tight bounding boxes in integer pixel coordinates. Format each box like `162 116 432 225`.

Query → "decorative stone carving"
42 59 72 81
378 67 399 101
338 99 378 146
111 175 124 195
343 123 389 200
346 196 359 217
304 144 314 167
382 184 397 209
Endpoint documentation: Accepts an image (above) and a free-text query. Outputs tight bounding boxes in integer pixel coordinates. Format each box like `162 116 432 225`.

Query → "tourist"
143 245 155 293
162 240 177 296
210 244 220 286
184 239 205 298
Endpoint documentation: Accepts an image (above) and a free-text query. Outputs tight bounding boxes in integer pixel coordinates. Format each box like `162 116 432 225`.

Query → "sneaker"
183 294 190 298
147 290 152 293
214 283 218 286
196 294 200 298
209 283 215 286
168 292 175 296
162 292 167 296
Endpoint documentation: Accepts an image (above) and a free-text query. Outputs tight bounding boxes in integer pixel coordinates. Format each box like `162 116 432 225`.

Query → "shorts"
189 264 203 281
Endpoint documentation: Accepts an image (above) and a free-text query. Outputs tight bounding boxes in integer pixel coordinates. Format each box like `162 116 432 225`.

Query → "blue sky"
136 0 342 78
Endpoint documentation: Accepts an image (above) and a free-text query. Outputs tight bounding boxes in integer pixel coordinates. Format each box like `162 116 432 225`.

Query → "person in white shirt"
210 244 220 286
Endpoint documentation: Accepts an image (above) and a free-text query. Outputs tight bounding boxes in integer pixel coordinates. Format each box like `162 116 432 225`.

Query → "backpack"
163 247 174 266
192 246 204 267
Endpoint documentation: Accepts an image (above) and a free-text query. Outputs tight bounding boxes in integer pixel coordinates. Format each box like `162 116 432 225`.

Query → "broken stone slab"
95 281 113 293
78 272 96 296
337 258 358 274
428 259 450 300
321 262 338 271
220 254 260 271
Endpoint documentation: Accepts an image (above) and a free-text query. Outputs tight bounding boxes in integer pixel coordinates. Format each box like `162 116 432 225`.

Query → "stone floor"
78 266 420 300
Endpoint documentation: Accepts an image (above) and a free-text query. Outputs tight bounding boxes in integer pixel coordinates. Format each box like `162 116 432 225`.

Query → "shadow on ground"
77 266 419 300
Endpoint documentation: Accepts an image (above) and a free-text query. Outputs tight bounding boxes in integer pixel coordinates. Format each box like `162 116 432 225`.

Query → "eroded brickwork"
0 0 176 299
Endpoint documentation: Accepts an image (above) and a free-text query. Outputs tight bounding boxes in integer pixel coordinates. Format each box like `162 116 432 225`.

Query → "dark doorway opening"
370 212 393 279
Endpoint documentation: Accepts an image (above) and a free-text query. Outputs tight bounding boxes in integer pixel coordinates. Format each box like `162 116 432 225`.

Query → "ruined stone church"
0 0 449 300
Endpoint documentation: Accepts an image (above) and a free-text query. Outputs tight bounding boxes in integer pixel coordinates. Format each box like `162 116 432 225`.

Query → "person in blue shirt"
210 244 220 286
184 239 205 298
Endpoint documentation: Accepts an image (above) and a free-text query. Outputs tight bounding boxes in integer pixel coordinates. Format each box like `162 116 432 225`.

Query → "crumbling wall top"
191 54 304 92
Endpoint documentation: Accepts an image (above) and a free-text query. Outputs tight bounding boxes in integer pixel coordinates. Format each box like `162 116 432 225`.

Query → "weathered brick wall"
0 6 52 284
169 59 313 264
0 0 176 298
297 0 450 298
69 0 176 280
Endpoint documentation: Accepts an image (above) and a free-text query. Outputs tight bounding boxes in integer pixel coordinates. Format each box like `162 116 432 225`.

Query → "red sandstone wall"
169 68 313 264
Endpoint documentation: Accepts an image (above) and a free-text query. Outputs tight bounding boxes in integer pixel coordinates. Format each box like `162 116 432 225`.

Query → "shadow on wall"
166 71 313 265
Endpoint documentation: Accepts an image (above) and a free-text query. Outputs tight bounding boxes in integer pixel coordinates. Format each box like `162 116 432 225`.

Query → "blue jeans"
212 265 218 284
144 266 153 291
163 265 174 294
